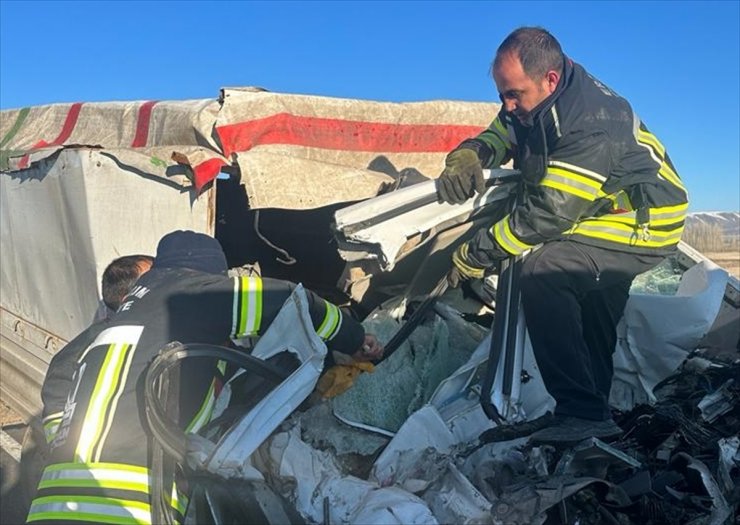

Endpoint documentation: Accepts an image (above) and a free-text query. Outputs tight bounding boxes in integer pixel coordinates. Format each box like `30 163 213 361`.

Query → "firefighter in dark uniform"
40 255 154 445
436 27 688 442
26 230 382 524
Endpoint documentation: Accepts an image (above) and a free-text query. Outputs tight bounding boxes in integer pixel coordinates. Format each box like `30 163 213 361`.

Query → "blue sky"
1 0 738 212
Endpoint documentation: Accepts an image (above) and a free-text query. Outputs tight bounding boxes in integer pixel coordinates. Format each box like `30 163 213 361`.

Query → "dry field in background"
704 251 740 278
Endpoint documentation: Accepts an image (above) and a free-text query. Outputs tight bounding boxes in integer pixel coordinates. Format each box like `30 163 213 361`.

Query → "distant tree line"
682 223 740 252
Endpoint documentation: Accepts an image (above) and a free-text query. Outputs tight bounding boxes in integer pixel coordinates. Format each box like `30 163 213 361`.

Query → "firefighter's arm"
437 112 513 204
467 130 613 263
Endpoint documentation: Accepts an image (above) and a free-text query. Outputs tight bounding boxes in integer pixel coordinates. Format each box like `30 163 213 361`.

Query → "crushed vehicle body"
1 88 738 524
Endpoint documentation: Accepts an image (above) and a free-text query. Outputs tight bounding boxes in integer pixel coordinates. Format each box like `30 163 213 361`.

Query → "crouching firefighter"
26 230 383 524
437 27 688 443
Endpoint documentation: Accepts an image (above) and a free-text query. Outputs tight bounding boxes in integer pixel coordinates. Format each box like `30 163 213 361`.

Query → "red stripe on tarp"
18 102 84 169
52 102 83 145
192 158 226 192
216 113 485 157
131 100 159 148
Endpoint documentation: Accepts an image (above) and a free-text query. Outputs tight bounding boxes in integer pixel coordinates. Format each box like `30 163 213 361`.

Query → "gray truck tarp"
0 88 497 417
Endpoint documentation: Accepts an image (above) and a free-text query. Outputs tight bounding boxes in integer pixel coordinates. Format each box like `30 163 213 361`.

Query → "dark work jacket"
459 58 689 268
40 319 110 444
26 268 364 524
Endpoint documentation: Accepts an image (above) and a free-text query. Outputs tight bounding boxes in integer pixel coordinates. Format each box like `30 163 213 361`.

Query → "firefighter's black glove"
436 148 485 204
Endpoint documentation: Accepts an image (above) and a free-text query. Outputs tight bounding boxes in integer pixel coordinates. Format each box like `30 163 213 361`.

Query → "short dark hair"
493 27 564 79
102 255 153 311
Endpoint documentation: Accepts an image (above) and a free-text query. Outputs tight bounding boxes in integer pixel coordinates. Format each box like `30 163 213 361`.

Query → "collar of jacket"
516 56 574 128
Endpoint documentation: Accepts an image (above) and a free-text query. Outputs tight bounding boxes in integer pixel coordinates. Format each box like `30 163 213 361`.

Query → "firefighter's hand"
448 244 486 288
352 334 384 362
436 148 485 204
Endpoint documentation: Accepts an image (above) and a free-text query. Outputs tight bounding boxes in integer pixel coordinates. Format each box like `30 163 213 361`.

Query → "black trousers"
519 240 665 420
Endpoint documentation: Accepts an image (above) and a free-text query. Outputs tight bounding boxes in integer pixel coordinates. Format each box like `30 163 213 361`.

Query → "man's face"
493 51 558 124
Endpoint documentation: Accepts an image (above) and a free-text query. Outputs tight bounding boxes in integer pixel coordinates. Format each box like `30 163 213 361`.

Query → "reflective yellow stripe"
185 378 217 433
592 213 684 228
659 162 687 192
650 202 688 219
605 191 633 211
635 128 687 194
547 160 607 183
30 463 185 524
570 221 684 247
317 302 341 340
541 178 601 202
40 462 150 494
171 483 188 516
43 462 149 475
594 202 687 227
637 129 665 159
43 416 62 443
233 276 263 337
28 495 150 524
75 343 134 463
492 216 533 256
543 161 607 202
452 244 485 279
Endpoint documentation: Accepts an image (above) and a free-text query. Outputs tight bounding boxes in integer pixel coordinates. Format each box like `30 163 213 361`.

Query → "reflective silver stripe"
659 162 687 192
233 276 263 337
94 343 136 463
172 483 188 516
28 496 150 524
40 463 149 492
542 169 603 200
43 411 64 422
550 106 562 138
326 310 343 342
231 276 240 336
79 325 144 362
43 415 62 443
594 204 687 227
547 160 607 183
638 129 665 160
649 203 688 223
492 216 533 256
570 222 683 247
632 115 663 168
244 276 263 335
75 340 137 463
316 302 340 340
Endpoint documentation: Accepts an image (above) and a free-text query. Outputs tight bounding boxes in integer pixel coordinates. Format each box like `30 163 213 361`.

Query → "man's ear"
546 70 560 94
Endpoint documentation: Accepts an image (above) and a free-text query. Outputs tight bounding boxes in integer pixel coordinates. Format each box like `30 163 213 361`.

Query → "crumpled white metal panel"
200 285 327 478
334 168 519 270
